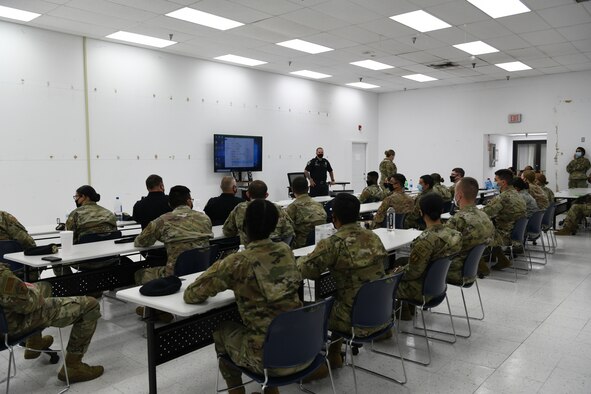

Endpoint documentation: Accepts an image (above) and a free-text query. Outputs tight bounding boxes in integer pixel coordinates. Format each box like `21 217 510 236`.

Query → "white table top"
275 195 334 208
293 228 421 257
555 188 590 199
359 202 382 214
212 225 225 240
441 204 484 220
116 272 235 317
27 220 140 238
3 239 163 268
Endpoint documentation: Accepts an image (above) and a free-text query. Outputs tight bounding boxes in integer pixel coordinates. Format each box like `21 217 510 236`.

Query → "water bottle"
114 196 123 221
485 178 493 190
387 207 395 231
409 179 413 190
404 179 409 190
238 244 245 252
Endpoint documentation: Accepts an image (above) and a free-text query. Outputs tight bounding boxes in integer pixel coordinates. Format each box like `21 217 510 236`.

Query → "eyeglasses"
73 195 80 200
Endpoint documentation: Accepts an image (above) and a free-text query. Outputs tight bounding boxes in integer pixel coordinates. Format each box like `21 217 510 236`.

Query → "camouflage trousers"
564 203 591 232
568 179 588 188
8 282 100 354
214 321 311 382
134 266 167 285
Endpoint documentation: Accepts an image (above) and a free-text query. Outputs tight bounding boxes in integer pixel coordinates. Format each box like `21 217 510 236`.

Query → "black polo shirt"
305 157 333 184
132 191 172 229
204 193 244 226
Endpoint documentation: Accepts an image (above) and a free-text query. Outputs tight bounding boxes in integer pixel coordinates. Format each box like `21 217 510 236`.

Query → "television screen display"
213 134 263 172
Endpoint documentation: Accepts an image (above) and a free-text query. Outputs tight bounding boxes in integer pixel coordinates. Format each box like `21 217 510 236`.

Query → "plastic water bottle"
485 178 493 190
114 197 123 220
387 207 395 231
404 179 409 190
238 244 245 252
409 179 413 190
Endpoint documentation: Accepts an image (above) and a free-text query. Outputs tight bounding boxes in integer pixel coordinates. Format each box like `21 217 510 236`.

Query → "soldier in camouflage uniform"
0 264 103 382
379 149 397 187
359 171 386 203
405 174 435 230
448 167 465 199
513 178 539 218
566 147 591 188
67 185 117 244
223 180 294 245
522 170 549 210
535 173 555 204
184 200 303 394
285 176 327 249
555 194 591 236
134 185 213 284
431 173 452 203
298 193 387 381
444 178 494 284
483 169 526 271
396 194 461 313
0 211 36 249
372 173 414 228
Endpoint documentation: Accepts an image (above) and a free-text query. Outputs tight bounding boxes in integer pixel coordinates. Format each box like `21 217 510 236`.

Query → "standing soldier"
566 147 591 188
379 149 397 187
285 176 327 249
304 147 335 197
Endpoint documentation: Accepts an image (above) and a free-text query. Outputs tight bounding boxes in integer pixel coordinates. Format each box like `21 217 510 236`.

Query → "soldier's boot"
24 333 54 359
555 226 576 236
58 353 104 383
303 339 343 383
477 258 490 278
491 248 512 271
225 377 245 394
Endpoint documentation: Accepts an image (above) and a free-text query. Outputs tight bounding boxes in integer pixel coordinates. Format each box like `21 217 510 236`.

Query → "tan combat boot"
477 258 491 278
555 226 575 236
58 353 104 383
24 333 54 359
491 247 512 271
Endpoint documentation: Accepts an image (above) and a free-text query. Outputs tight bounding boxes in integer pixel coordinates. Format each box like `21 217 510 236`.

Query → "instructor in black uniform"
305 147 335 197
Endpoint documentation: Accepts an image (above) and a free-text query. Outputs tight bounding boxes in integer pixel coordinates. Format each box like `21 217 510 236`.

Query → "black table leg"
146 307 157 394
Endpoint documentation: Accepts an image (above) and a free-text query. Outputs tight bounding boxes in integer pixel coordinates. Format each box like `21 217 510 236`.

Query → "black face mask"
317 154 324 159
449 176 456 183
384 183 394 191
366 180 373 186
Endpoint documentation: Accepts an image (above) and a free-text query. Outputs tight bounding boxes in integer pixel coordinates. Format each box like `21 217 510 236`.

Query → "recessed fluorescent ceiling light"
346 82 380 89
453 41 499 55
0 5 40 22
290 70 331 79
166 7 243 30
389 10 451 32
277 39 333 54
466 0 530 19
350 60 394 71
106 31 177 48
495 61 532 72
214 54 267 66
402 74 438 82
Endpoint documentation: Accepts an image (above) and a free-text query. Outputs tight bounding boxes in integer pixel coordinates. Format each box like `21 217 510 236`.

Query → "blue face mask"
492 182 500 191
575 151 583 158
417 183 423 192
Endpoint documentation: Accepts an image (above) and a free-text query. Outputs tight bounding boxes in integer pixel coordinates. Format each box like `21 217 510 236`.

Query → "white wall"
378 70 591 192
0 21 379 226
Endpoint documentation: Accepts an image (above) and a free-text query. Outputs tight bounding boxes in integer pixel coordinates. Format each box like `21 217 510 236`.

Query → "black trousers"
309 183 329 197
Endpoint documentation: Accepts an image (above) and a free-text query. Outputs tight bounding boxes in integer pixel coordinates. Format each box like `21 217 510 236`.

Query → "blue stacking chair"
0 241 24 276
332 272 407 394
525 210 547 265
173 245 220 276
541 204 557 254
216 297 336 394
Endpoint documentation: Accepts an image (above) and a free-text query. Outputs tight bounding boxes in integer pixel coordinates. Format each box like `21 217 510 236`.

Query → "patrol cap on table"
139 276 182 296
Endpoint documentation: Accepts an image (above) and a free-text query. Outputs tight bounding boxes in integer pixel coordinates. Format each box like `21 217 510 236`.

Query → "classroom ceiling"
2 0 591 93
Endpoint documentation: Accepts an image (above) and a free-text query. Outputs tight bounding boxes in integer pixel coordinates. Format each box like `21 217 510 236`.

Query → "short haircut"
244 200 278 241
367 171 379 182
391 173 406 186
577 146 586 156
512 177 528 190
452 167 465 177
495 169 514 183
420 174 434 189
522 170 536 183
419 193 443 221
145 174 163 190
220 176 235 192
292 176 309 195
536 173 548 185
168 185 191 208
430 173 442 184
385 149 395 157
76 185 100 202
332 194 360 225
508 166 516 175
457 177 479 201
247 180 267 199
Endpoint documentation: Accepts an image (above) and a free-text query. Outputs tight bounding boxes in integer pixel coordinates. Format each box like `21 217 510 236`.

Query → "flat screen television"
213 134 263 172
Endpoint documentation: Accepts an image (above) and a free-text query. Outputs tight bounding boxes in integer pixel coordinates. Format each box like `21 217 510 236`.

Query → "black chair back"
0 240 24 272
442 201 452 213
541 204 556 229
461 244 487 280
422 257 452 299
78 230 122 244
324 200 334 223
351 272 404 329
526 210 545 236
510 217 529 244
380 212 406 229
305 229 315 246
174 244 220 276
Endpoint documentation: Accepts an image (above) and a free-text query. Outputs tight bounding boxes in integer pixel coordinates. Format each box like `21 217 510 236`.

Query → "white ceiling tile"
506 47 547 59
328 25 381 44
107 0 179 14
428 26 477 45
229 0 300 16
498 12 551 34
572 39 591 53
144 15 225 37
394 34 447 50
281 7 350 31
553 53 590 66
348 0 416 15
539 65 571 74
525 57 560 68
400 63 438 73
520 29 567 46
367 38 418 55
233 24 291 44
186 0 272 24
399 51 443 64
302 32 360 50
486 34 532 51
538 42 579 57
557 23 591 42
1 0 59 13
566 63 591 72
286 0 331 7
46 5 135 29
537 4 591 29
373 54 417 67
358 17 417 38
312 0 383 24
464 20 516 40
426 46 471 62
521 0 573 11
64 0 158 22
253 16 320 37
32 14 113 36
426 0 489 26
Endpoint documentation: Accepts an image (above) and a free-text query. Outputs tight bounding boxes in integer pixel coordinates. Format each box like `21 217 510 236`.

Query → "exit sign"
508 114 522 123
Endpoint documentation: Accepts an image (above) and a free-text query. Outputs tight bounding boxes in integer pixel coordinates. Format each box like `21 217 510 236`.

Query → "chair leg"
57 328 70 394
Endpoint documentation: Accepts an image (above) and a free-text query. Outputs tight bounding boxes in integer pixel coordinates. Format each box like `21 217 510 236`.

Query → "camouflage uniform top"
372 191 414 228
399 224 462 302
184 239 302 356
285 195 327 249
0 263 45 333
359 184 386 203
66 201 117 243
449 183 457 198
134 205 213 275
540 185 555 204
433 183 452 202
483 186 526 246
405 189 434 229
379 159 397 186
518 190 539 218
297 223 386 333
0 211 35 249
445 205 494 284
566 156 591 181
527 183 549 210
223 200 295 245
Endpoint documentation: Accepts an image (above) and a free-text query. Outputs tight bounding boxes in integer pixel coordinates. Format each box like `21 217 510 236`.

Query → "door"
352 143 367 193
513 140 547 172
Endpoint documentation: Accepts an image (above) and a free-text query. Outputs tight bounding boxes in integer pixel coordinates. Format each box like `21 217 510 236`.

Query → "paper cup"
60 231 74 254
